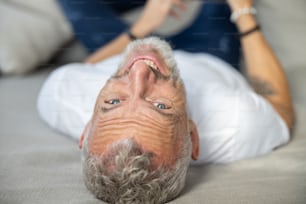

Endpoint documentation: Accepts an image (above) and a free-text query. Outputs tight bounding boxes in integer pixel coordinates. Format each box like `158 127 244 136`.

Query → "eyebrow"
101 104 175 120
101 106 119 114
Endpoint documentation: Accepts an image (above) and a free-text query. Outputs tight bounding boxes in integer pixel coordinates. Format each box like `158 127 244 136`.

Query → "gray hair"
82 135 192 204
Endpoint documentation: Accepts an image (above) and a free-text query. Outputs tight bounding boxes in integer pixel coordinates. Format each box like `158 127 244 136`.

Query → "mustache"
112 63 170 81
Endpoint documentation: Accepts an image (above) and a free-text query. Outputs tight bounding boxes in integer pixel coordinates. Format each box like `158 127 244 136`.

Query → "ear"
79 121 90 149
188 119 199 160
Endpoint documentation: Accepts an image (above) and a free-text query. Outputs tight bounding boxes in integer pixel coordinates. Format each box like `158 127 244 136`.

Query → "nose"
128 60 156 96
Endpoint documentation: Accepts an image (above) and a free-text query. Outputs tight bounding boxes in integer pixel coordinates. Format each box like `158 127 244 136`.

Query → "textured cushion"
0 0 72 75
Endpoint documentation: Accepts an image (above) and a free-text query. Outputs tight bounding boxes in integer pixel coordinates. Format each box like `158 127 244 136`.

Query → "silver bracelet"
230 7 257 23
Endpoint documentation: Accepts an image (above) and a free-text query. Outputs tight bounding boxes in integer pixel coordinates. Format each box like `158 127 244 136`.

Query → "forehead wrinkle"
98 118 174 132
90 118 177 151
94 114 176 140
96 114 176 133
95 123 175 144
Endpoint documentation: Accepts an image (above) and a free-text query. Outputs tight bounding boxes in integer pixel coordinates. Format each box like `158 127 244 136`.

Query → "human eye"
105 99 121 105
153 102 170 110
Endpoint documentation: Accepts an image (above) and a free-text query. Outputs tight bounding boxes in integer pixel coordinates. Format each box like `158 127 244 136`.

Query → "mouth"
123 54 167 76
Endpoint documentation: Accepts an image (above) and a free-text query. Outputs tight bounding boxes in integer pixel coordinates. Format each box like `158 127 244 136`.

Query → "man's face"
84 39 195 166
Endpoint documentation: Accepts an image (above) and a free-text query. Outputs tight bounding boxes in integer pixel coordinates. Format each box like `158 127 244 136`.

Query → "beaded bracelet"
230 7 257 23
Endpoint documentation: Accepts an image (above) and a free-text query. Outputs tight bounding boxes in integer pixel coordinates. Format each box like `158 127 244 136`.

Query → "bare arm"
227 0 295 129
85 0 186 64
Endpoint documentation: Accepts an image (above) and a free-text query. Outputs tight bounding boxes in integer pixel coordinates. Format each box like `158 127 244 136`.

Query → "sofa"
1 0 305 203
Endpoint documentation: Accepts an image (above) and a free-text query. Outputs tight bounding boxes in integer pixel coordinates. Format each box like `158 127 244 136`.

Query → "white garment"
37 51 289 164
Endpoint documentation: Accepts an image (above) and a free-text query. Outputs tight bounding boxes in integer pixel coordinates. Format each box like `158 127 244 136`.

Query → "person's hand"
226 0 254 12
131 0 187 38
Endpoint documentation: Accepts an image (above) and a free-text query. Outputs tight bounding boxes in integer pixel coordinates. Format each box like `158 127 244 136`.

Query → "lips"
123 54 167 75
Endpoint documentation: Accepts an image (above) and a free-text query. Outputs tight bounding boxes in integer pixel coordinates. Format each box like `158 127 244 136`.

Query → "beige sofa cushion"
255 0 306 71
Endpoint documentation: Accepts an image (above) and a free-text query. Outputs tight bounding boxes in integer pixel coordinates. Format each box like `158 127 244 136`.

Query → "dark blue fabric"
57 0 146 52
164 3 241 69
57 0 240 70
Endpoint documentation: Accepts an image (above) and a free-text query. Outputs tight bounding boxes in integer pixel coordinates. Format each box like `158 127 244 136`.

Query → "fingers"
173 0 187 11
169 9 180 19
169 0 188 19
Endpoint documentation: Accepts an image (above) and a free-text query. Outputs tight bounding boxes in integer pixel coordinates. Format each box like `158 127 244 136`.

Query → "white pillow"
0 0 72 75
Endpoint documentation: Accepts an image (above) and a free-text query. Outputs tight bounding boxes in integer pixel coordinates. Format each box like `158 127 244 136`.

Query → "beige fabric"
255 0 306 70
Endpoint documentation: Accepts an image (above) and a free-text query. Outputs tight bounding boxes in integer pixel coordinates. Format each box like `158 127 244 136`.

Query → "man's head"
80 37 199 203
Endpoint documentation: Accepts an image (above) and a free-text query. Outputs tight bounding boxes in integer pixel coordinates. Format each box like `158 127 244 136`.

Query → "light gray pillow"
0 0 72 75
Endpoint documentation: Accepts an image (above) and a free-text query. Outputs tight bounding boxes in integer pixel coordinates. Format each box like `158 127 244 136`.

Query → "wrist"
130 21 154 39
239 24 260 39
235 14 258 33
